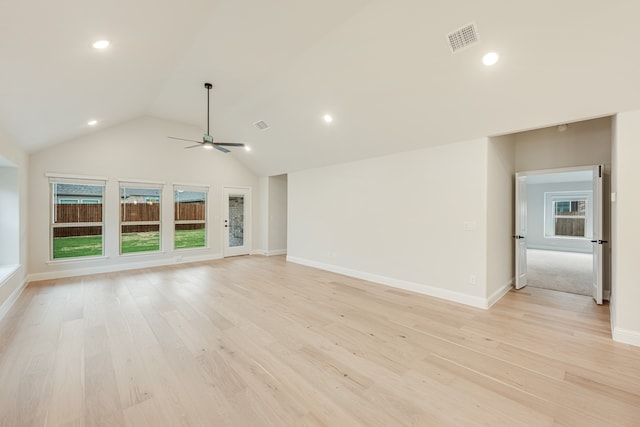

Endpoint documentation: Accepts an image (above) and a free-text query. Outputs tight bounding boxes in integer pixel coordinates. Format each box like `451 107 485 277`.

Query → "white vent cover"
254 120 269 130
447 23 479 53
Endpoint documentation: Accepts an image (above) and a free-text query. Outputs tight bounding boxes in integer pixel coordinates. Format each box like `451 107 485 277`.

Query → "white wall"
255 176 269 254
527 181 593 253
28 116 259 280
267 174 287 255
486 135 515 304
0 127 28 318
288 138 491 308
515 117 612 172
0 166 19 264
611 111 640 346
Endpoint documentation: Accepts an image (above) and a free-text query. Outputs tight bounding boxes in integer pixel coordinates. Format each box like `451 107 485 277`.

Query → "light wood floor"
1 256 639 426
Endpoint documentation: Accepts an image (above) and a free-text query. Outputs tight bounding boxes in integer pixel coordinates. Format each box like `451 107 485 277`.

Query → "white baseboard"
487 279 513 308
28 253 223 282
267 249 287 256
0 271 28 321
612 327 640 348
286 256 490 309
251 249 287 256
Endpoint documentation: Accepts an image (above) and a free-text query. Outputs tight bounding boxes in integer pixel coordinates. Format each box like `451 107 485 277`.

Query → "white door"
591 165 604 304
514 174 528 289
223 187 251 257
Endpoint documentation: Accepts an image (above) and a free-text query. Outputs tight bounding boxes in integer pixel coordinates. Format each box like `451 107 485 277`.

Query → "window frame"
119 181 164 255
48 175 106 261
174 184 208 250
544 191 593 239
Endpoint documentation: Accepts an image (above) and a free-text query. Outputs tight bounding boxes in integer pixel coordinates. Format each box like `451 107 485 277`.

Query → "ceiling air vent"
447 23 479 53
254 120 269 130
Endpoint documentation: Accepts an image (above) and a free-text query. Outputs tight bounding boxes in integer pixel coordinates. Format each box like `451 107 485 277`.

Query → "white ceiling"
2 0 640 176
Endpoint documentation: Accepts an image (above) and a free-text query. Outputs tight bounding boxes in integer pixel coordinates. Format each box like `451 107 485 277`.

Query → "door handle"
512 235 525 239
591 240 608 244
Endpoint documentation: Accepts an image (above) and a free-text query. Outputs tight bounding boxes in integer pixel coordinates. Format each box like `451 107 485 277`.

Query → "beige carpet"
526 249 592 296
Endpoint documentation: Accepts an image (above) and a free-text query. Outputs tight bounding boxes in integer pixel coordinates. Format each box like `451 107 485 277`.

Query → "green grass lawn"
53 235 103 259
53 229 206 258
174 228 206 249
121 231 160 254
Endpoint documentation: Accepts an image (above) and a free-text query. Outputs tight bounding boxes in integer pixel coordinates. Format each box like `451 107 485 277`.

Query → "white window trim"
49 178 106 261
174 185 208 250
119 182 163 255
544 191 593 239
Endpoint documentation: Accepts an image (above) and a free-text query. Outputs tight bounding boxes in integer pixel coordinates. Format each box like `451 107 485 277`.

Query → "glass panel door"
223 187 251 257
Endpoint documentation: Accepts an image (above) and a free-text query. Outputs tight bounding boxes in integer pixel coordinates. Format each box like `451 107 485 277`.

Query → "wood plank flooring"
0 255 639 426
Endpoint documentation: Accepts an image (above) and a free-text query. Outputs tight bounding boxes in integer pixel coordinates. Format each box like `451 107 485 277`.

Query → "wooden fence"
54 203 205 237
55 204 103 223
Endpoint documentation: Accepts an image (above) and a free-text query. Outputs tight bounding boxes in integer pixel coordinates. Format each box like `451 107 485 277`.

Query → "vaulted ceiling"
2 0 639 176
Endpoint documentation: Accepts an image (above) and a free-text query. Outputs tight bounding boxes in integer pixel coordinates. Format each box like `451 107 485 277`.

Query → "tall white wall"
267 174 287 255
0 127 28 318
28 116 259 280
255 176 269 254
486 135 515 304
611 111 640 346
526 181 593 253
288 138 491 308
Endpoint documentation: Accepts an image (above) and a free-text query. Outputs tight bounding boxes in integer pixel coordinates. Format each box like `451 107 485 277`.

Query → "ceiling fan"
168 83 246 153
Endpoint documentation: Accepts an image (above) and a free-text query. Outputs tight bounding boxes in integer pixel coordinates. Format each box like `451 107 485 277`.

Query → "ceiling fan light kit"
168 82 246 154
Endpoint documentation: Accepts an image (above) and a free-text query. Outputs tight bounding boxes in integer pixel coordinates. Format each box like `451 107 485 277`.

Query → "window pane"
229 195 244 247
120 187 161 222
54 183 103 223
53 226 103 259
554 200 586 217
174 189 207 249
174 191 206 221
555 218 585 237
121 225 160 253
174 224 206 249
51 181 104 260
119 186 162 254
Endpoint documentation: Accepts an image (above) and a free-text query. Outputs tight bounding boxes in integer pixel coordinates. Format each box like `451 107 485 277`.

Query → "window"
174 185 207 249
120 182 163 254
544 191 592 239
50 177 105 260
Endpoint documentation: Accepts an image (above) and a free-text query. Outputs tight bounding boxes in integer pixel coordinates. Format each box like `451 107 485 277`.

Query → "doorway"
223 187 252 257
514 166 605 304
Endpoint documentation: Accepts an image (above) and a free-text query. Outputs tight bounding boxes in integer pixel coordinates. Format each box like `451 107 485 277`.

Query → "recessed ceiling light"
482 52 499 66
244 146 251 152
323 114 333 123
92 40 110 49
87 120 98 126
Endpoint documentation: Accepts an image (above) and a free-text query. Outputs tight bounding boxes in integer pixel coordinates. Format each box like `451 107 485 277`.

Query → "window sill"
0 265 20 285
47 256 109 265
173 246 209 252
119 251 166 258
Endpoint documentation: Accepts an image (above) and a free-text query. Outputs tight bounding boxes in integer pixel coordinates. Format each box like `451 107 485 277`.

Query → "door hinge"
599 165 602 178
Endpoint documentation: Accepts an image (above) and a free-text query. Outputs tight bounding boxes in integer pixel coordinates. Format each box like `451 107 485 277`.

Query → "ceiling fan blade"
169 136 202 144
184 144 203 149
213 145 231 153
214 142 245 147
